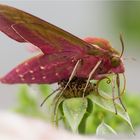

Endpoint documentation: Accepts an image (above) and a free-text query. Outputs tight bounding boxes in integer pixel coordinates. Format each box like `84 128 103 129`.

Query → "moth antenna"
120 34 125 58
116 74 127 111
40 87 60 107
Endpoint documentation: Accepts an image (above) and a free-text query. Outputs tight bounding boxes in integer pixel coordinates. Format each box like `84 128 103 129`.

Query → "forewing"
0 52 79 84
0 4 92 54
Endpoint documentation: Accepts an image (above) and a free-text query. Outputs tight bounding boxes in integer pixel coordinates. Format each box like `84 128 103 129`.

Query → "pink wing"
0 52 80 84
0 4 93 54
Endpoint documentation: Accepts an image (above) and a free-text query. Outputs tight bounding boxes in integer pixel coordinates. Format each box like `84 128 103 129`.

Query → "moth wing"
0 52 79 84
0 4 92 54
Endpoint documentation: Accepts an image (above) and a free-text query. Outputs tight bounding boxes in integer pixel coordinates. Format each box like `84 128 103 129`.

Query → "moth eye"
111 56 120 67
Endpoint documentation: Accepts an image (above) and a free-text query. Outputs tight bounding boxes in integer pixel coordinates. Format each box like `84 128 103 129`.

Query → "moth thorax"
58 77 94 98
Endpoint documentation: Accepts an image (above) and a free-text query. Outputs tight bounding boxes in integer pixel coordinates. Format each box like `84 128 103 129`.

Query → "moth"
0 5 126 112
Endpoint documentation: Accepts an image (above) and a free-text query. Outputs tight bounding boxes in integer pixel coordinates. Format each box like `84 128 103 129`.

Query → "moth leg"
107 73 126 100
52 59 82 123
112 75 117 114
40 87 61 107
83 60 102 97
53 91 64 126
116 74 127 111
56 59 82 99
114 73 126 99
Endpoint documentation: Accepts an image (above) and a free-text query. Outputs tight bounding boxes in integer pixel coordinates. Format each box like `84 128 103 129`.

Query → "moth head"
110 55 121 67
110 35 125 73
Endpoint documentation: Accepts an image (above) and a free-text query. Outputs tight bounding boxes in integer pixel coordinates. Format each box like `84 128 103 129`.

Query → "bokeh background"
0 0 140 114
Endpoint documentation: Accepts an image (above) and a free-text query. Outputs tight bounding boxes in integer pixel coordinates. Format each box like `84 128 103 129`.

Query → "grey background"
0 0 139 109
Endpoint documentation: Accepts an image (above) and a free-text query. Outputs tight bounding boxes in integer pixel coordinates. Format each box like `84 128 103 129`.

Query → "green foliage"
63 98 87 132
13 82 140 135
88 91 134 133
96 121 117 135
13 85 51 120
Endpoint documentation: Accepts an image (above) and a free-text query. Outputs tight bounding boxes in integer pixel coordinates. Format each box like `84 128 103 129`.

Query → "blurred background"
0 0 140 109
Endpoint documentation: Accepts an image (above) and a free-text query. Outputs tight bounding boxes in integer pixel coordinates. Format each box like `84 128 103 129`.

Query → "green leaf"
84 114 96 134
78 99 94 134
96 121 117 135
88 91 134 133
63 98 87 132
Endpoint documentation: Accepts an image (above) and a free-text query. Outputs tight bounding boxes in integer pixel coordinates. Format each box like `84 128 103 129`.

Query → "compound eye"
111 56 120 67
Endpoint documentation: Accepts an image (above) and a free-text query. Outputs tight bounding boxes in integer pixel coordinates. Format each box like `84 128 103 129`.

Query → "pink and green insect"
0 5 126 112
